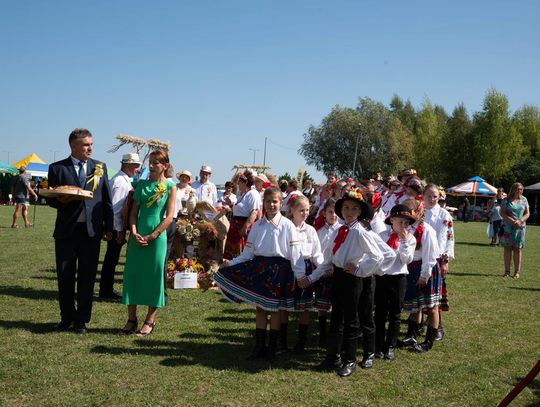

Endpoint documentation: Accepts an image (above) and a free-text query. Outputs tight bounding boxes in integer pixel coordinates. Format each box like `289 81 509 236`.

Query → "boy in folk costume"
310 189 384 377
422 184 454 340
399 197 441 353
374 204 417 360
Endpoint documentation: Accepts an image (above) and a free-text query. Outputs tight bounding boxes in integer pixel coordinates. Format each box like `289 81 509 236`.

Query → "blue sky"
1 1 539 183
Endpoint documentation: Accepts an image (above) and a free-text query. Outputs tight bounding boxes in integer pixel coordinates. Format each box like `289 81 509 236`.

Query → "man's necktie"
78 161 86 187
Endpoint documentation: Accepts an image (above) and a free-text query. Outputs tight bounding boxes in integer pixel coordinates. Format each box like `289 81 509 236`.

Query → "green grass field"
0 205 539 406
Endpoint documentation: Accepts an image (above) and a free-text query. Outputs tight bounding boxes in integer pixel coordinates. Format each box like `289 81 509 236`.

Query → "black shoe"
412 326 437 353
384 347 396 361
246 328 267 360
54 320 72 332
74 322 88 334
360 353 375 369
99 290 122 300
315 355 342 372
337 361 357 377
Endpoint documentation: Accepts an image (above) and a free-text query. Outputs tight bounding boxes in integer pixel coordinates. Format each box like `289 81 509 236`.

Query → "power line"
266 137 298 151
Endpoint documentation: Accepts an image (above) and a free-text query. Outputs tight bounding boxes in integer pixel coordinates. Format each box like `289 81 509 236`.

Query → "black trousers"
55 223 101 324
328 267 361 362
374 274 407 350
357 275 376 356
99 230 123 294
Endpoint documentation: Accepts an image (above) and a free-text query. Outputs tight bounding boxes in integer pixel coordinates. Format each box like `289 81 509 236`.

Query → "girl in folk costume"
311 189 384 377
314 198 341 347
399 197 441 353
223 173 261 260
423 184 455 340
278 195 324 353
214 187 308 361
374 204 417 361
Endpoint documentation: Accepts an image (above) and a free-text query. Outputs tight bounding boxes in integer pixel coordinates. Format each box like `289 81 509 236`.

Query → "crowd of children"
214 169 455 377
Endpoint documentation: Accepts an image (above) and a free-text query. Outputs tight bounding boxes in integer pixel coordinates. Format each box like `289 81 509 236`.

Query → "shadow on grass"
524 378 540 407
91 335 320 373
508 286 540 292
451 272 495 277
0 285 57 301
456 241 491 247
32 275 124 284
0 319 120 335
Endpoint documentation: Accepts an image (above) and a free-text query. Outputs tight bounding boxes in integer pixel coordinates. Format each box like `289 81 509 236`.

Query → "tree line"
299 89 540 189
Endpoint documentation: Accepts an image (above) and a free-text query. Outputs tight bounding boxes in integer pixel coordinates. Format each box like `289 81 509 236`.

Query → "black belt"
233 216 248 221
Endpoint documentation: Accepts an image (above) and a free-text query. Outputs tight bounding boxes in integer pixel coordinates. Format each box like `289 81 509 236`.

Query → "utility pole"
263 137 267 166
2 150 11 163
248 148 259 165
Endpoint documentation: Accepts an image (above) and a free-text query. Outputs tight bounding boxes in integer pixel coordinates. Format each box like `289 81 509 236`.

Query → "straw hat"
254 173 270 183
176 170 193 183
200 165 212 174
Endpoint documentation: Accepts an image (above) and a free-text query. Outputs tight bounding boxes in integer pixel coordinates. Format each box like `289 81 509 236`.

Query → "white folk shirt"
109 170 133 232
229 213 305 278
191 180 218 206
310 220 384 282
296 222 324 266
232 187 261 217
317 222 342 253
365 230 397 277
424 204 455 260
409 222 439 280
176 185 194 216
377 230 416 276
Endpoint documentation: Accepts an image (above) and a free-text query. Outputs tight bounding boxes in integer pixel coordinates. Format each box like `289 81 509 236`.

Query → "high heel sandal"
136 321 156 337
117 319 138 335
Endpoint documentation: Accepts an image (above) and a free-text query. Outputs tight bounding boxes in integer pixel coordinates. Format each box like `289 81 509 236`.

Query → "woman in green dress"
500 182 529 279
119 150 177 336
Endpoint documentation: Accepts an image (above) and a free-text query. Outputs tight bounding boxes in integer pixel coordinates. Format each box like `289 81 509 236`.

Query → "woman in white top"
223 173 261 259
375 204 416 361
175 170 195 216
214 187 308 361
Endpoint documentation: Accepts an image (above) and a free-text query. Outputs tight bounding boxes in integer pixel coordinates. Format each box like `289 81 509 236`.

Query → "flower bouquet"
166 257 205 289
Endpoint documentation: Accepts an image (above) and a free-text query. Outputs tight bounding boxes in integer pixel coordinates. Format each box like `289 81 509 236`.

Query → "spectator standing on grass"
500 182 529 279
98 153 141 300
47 128 113 334
11 166 38 228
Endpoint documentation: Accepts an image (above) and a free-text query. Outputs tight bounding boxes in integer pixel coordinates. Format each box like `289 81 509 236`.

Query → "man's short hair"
69 128 93 145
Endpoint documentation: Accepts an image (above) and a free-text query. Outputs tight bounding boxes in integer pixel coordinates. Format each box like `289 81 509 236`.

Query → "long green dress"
122 179 174 307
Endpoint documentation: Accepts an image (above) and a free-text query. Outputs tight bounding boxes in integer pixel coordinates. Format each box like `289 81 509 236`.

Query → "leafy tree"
471 89 524 183
441 104 474 185
384 116 415 175
413 100 446 183
390 95 416 132
513 105 540 156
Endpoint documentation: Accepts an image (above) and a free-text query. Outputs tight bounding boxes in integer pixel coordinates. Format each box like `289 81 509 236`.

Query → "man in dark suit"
47 128 113 333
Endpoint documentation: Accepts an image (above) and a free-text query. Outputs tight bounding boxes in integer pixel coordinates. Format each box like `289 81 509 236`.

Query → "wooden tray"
39 188 93 200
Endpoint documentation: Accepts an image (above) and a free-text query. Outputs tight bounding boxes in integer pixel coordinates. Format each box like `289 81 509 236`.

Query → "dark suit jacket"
47 157 113 239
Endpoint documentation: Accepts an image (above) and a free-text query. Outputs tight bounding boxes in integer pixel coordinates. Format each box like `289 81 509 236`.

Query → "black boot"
360 352 375 369
435 320 444 341
246 328 266 360
293 323 308 353
397 320 420 348
318 315 327 348
266 329 280 361
412 326 437 353
278 323 289 352
315 332 343 372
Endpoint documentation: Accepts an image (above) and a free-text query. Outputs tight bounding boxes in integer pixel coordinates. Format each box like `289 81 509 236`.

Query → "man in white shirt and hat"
99 153 141 300
191 164 218 207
